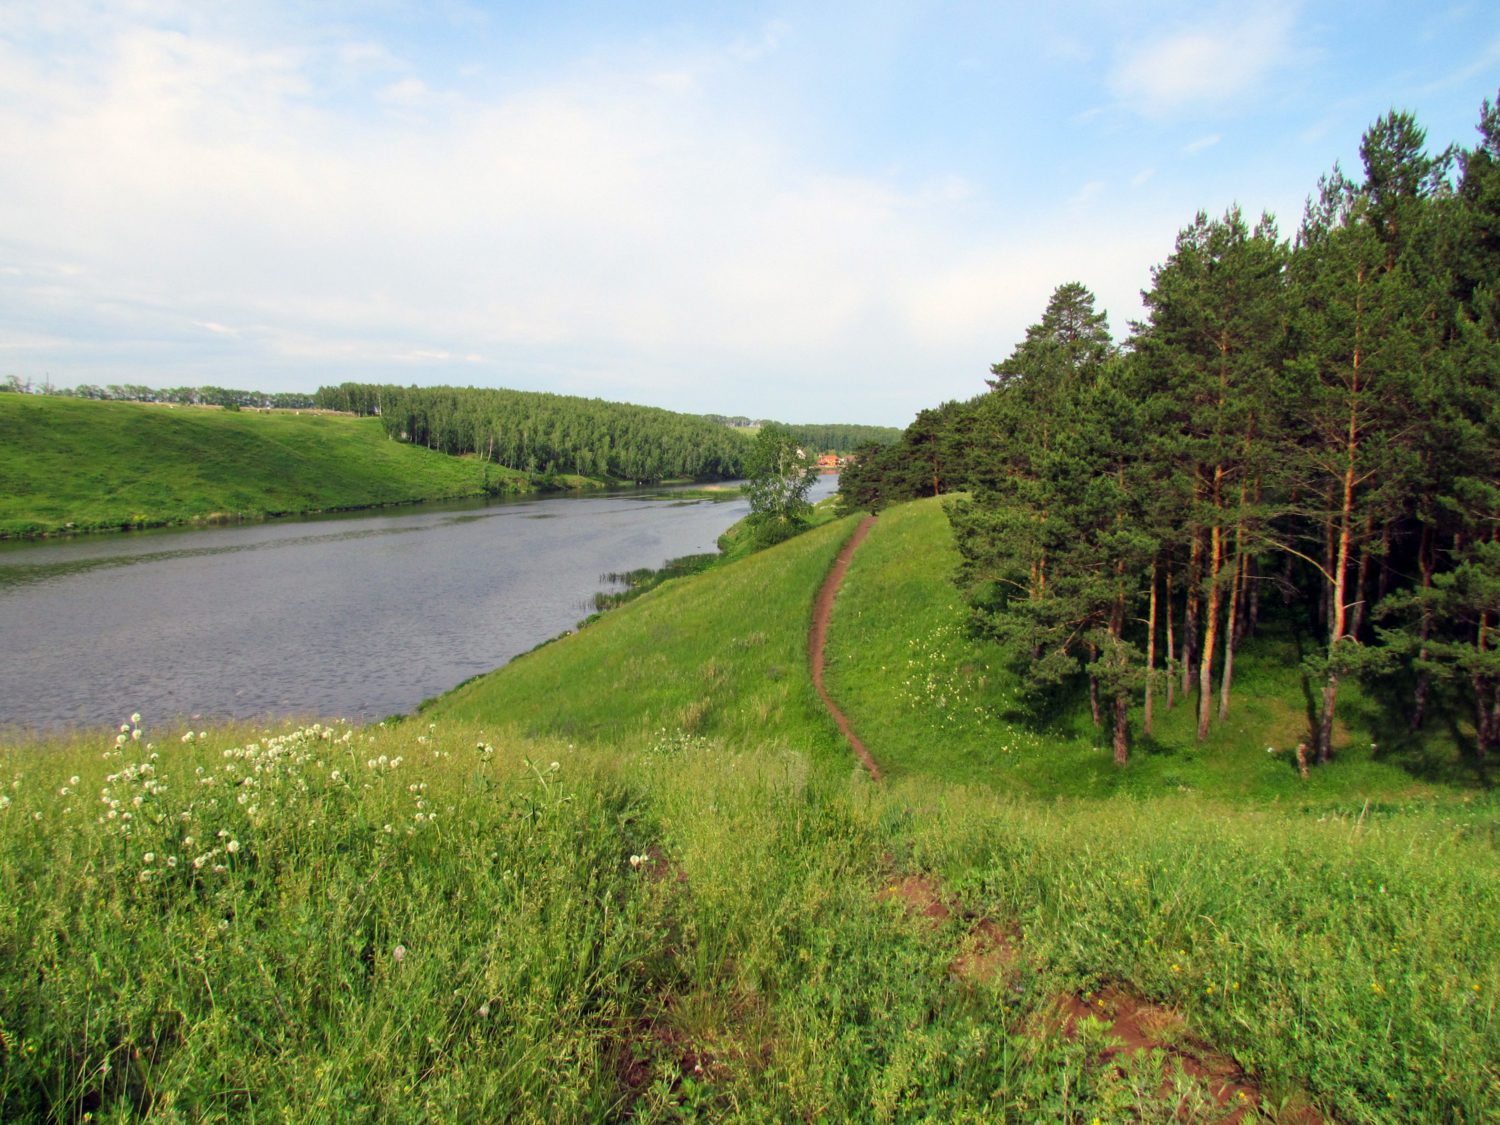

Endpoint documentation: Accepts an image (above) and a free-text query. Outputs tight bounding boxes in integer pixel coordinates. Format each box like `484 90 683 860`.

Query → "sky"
1 2 1499 426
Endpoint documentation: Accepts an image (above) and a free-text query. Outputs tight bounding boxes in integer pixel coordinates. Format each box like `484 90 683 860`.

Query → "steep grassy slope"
821 497 1468 801
427 514 864 752
0 395 548 537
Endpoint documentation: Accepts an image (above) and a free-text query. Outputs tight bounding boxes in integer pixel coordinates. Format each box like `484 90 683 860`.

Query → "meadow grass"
0 397 602 537
3 718 1497 1122
426 512 861 751
821 497 1469 802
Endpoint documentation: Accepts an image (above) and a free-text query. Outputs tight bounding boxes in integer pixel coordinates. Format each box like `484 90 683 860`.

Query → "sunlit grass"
4 717 1497 1121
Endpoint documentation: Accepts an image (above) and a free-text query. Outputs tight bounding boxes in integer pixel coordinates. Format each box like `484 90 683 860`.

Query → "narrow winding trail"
805 513 1313 1122
809 515 881 781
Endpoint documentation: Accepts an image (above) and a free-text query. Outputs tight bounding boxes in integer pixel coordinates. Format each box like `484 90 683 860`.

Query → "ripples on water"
0 477 839 732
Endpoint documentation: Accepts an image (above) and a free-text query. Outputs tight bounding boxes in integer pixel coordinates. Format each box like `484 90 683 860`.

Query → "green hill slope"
822 497 1463 800
0 395 545 537
427 514 863 753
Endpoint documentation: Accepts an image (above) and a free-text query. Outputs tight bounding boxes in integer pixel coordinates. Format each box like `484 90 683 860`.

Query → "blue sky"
1 2 1498 425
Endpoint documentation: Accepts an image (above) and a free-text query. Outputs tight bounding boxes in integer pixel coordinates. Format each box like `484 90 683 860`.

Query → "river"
0 476 839 733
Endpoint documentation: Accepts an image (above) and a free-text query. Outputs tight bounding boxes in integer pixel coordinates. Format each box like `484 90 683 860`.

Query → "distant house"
816 454 842 469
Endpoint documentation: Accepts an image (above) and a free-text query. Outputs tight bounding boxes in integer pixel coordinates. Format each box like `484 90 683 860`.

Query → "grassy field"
0 396 606 538
821 497 1471 801
4 495 1499 1121
2 717 1496 1122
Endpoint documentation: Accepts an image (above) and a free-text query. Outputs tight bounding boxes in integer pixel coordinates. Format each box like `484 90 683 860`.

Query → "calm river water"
0 476 839 732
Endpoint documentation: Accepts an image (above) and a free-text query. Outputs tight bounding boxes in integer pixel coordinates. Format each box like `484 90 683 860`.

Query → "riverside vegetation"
0 396 591 539
3 511 1498 1123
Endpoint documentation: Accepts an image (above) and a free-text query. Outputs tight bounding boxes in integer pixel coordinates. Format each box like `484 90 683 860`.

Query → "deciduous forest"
842 98 1500 767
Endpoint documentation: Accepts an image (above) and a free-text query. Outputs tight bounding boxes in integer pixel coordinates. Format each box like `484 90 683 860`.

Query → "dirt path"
809 514 881 781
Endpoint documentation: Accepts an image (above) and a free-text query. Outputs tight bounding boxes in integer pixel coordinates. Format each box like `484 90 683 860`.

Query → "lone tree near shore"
745 425 818 548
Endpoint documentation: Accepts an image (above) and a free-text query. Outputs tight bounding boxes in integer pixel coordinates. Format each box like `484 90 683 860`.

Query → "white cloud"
1110 7 1296 116
1184 133 1221 153
0 4 1187 421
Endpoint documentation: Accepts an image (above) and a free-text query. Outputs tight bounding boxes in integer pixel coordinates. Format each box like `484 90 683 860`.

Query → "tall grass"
5 717 1497 1122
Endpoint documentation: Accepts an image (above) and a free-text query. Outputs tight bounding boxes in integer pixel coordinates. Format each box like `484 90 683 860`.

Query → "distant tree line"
700 414 901 454
315 383 746 483
0 376 314 409
842 95 1500 767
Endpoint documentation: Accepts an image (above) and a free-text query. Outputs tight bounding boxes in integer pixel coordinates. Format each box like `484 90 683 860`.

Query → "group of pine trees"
845 97 1500 766
314 383 746 483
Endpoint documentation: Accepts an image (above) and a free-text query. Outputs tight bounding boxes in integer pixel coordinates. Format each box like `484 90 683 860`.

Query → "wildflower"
630 855 643 869
33 811 42 820
478 1003 491 1019
219 919 229 931
120 723 131 733
226 840 240 854
70 776 80 786
393 945 407 963
132 729 142 741
212 864 227 874
131 713 142 724
182 732 195 743
117 734 128 746
167 856 177 868
383 824 393 833
143 852 155 863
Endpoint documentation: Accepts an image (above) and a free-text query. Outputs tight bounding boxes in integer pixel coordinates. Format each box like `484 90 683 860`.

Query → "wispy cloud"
1110 7 1298 116
1185 134 1222 153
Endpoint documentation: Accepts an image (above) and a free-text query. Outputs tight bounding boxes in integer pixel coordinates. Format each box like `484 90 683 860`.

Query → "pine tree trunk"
1114 691 1130 765
1219 553 1244 722
1317 408 1359 766
1198 492 1225 740
1350 518 1374 642
1145 561 1159 736
1165 562 1177 711
1089 655 1101 727
1183 533 1202 699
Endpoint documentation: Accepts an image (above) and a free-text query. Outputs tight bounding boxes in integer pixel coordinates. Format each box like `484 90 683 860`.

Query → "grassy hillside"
0 395 596 538
427 513 863 750
821 497 1455 801
2 715 1496 1122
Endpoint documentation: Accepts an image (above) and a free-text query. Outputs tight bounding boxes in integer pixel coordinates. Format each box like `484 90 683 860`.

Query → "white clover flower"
392 945 407 963
378 755 389 766
132 796 143 808
193 856 207 869
218 918 229 930
33 811 42 821
629 855 642 869
166 856 177 868
116 734 128 746
478 1003 490 1018
70 776 80 786
366 759 377 769
383 824 392 833
182 733 194 743
183 836 194 846
132 729 142 741
131 713 142 724
226 840 240 854
120 723 131 733
143 852 155 863
212 864 226 874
